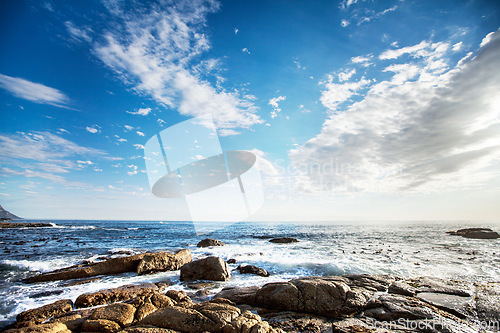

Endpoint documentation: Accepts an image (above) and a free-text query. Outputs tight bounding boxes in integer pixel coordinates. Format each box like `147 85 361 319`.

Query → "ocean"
1 220 499 328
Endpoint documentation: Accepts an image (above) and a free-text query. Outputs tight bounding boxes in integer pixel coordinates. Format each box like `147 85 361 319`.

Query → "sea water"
1 220 499 328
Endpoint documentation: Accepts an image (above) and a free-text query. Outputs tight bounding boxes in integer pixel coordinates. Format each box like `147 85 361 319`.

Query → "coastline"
1 221 500 332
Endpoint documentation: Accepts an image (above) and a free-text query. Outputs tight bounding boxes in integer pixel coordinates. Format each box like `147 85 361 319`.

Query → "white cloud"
133 144 145 150
124 125 134 131
351 55 373 67
242 48 250 54
452 41 463 52
0 74 69 107
86 126 99 134
341 19 349 27
480 31 495 47
77 160 93 165
338 68 356 82
319 78 371 111
269 96 286 118
290 31 500 194
0 132 107 185
218 129 240 136
234 28 238 35
136 131 145 136
65 21 92 43
91 0 261 132
127 108 152 116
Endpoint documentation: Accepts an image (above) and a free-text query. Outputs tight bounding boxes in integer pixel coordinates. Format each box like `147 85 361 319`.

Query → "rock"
4 322 70 333
165 290 191 304
226 259 237 264
139 299 279 333
255 278 369 317
214 286 260 305
127 292 175 322
47 314 85 332
407 276 472 296
388 280 417 296
180 256 231 281
447 227 500 239
16 299 73 325
0 222 52 229
139 306 216 332
364 293 440 321
89 303 136 327
237 264 270 277
268 237 298 244
0 205 20 220
197 239 226 247
137 249 192 275
120 326 180 333
26 254 146 283
75 283 159 308
475 282 500 321
81 319 121 333
186 282 215 290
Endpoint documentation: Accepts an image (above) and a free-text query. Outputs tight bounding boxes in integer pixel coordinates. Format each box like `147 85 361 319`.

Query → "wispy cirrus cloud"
0 74 69 108
81 0 262 132
290 30 500 194
0 131 109 185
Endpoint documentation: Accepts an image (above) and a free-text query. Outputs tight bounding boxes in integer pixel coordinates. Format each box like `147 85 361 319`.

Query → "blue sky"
1 0 499 221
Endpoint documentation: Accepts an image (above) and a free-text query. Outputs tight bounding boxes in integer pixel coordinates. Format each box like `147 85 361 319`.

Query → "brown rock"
89 303 136 327
75 283 158 308
268 237 298 244
4 322 70 333
120 326 180 333
237 264 270 277
16 299 73 325
26 254 146 283
81 319 122 333
47 314 85 332
137 249 192 275
226 259 237 264
214 286 260 305
139 306 215 333
180 256 231 281
197 239 226 247
447 227 500 239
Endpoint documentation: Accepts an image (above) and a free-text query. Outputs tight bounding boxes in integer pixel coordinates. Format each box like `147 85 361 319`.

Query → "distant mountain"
0 205 20 220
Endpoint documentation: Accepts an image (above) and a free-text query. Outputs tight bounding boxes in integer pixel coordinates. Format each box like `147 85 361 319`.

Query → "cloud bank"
290 30 500 194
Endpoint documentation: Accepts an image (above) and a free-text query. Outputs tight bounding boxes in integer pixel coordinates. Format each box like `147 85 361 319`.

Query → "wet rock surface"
7 274 500 333
180 256 231 281
25 250 191 283
196 239 226 247
447 227 500 239
236 264 270 277
268 237 299 244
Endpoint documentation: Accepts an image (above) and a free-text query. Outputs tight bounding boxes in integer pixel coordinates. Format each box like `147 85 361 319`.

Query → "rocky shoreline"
5 239 500 333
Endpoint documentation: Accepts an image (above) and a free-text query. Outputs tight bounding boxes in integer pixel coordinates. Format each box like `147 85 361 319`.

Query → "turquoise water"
1 220 499 328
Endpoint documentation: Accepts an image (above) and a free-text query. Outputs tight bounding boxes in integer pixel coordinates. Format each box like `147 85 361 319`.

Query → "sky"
0 0 499 221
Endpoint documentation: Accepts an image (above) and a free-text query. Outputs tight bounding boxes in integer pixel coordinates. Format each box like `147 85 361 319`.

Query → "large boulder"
4 322 71 333
196 239 226 247
26 254 146 283
81 319 121 333
16 299 73 325
213 286 260 305
237 264 270 277
137 250 192 275
139 299 277 333
447 228 500 239
269 237 298 244
75 283 159 308
89 303 136 327
180 256 230 281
